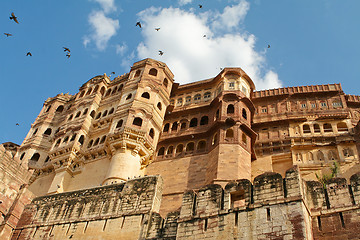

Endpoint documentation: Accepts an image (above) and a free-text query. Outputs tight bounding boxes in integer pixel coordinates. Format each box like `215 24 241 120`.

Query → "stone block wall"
11 176 163 240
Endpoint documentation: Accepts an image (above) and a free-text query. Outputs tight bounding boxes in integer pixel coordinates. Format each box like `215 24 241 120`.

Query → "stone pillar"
102 149 142 185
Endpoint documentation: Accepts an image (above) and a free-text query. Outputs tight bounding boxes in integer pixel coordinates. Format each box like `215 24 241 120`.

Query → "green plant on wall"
315 162 339 189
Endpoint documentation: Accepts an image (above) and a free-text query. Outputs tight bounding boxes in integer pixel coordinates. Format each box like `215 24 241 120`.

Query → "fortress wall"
12 176 163 240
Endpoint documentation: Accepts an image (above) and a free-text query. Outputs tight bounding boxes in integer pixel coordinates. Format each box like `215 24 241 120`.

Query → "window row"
140 92 163 110
163 116 209 132
54 134 84 147
176 92 212 106
87 135 107 148
299 122 348 134
93 107 115 120
78 84 124 99
68 108 89 121
157 140 209 156
295 148 354 162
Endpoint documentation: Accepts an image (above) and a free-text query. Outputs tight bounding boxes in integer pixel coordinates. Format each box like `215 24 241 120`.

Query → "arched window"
303 124 311 134
45 105 52 112
93 138 100 146
185 96 191 103
70 134 76 142
55 139 61 147
75 111 81 118
102 110 108 117
204 92 211 99
100 87 105 96
30 153 40 162
200 116 208 125
44 128 52 135
134 70 141 78
163 123 170 132
194 94 201 101
68 114 73 121
109 108 114 115
171 122 178 131
93 85 99 93
20 152 25 160
56 105 64 113
242 133 247 145
212 133 218 145
163 78 168 88
105 89 112 97
197 140 206 151
141 92 150 99
100 136 106 144
181 122 187 130
314 124 320 133
79 91 85 98
90 110 95 118
227 104 234 114
133 117 142 127
343 148 354 157
323 123 333 133
216 109 220 119
126 94 132 100
296 153 302 162
45 156 50 163
116 120 123 128
190 118 198 127
96 112 101 119
149 128 155 139
78 135 84 145
186 142 195 152
87 140 94 148
158 147 165 156
157 102 162 110
176 144 183 153
226 129 234 138
86 88 92 96
118 84 123 92
337 122 348 132
83 108 88 115
167 146 174 155
149 68 158 76
112 87 118 95
63 136 69 143
242 109 247 119
177 98 183 105
317 151 325 161
32 128 38 136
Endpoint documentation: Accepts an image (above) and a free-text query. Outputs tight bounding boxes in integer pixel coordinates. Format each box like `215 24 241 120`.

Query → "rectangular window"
321 102 327 107
242 86 247 95
229 82 235 89
186 96 191 102
332 102 342 108
261 108 267 113
301 103 307 109
311 103 316 108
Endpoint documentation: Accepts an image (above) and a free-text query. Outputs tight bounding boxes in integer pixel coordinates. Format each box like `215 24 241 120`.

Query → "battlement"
253 83 342 99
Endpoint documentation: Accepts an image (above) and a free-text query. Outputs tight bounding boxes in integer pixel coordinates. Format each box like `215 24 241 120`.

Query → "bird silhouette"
26 52 32 56
16 123 20 126
267 44 270 48
66 53 71 58
10 12 19 24
136 21 142 28
199 4 203 8
4 33 12 37
111 72 115 74
63 47 70 52
203 35 206 38
159 50 164 56
155 28 160 31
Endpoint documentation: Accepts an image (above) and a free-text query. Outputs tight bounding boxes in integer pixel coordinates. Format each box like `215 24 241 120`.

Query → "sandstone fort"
1 58 360 239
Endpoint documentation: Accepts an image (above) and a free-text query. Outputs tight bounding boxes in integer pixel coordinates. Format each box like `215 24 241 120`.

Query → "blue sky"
1 0 360 145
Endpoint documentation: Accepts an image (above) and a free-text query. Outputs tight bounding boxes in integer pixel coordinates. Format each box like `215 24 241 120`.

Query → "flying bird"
203 35 206 38
155 28 160 31
159 50 164 56
16 123 20 126
10 12 19 24
4 33 12 37
111 72 115 75
136 21 142 28
199 4 203 8
66 53 71 58
267 44 271 48
63 47 70 52
26 52 32 56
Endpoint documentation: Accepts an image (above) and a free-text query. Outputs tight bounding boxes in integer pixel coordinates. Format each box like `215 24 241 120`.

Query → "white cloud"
116 43 127 55
93 0 116 13
178 0 193 6
135 3 282 90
